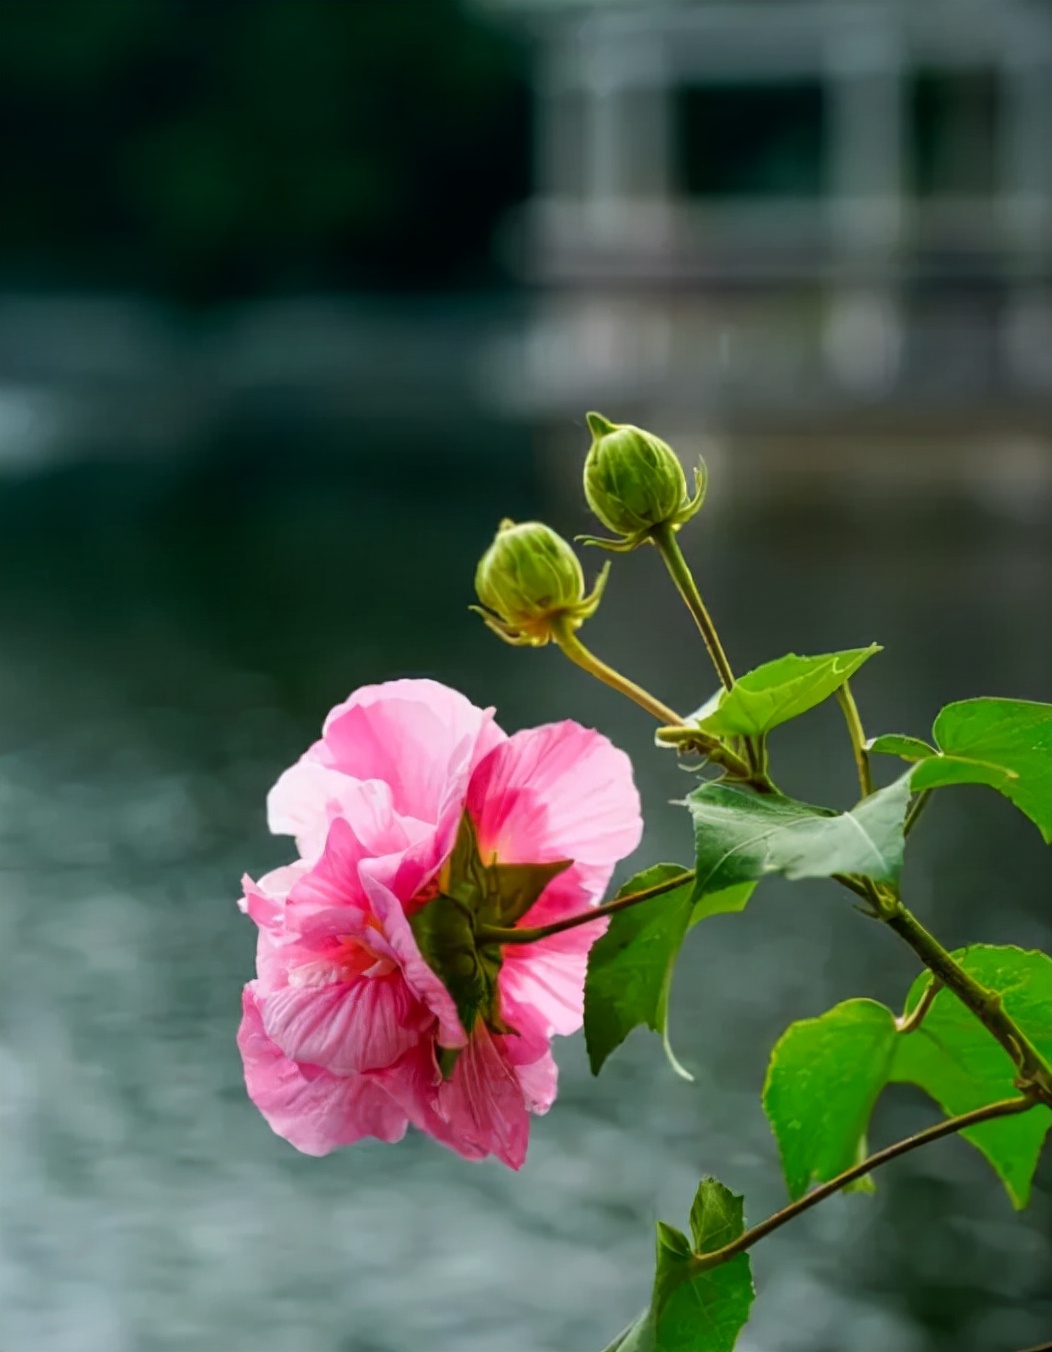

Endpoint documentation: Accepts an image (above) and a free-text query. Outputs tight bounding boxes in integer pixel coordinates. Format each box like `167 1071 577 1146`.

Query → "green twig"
550 615 685 727
693 1095 1037 1271
878 897 1052 1103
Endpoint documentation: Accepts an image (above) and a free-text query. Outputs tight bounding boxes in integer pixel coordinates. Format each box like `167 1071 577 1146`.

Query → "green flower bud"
473 518 608 646
582 411 706 550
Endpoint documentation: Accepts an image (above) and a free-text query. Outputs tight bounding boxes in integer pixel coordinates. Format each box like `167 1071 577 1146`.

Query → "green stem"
694 1095 1037 1271
835 680 873 798
477 868 695 948
550 615 684 727
552 617 755 781
650 523 735 692
875 892 1052 1104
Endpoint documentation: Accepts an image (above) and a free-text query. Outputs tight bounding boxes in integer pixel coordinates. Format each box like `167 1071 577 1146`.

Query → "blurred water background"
1 4 1050 1351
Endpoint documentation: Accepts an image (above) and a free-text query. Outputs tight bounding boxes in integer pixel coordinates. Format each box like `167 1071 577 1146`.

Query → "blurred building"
481 0 1052 430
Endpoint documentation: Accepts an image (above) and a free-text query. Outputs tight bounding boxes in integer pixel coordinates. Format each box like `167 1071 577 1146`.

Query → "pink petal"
499 920 608 1037
238 987 408 1155
511 1046 559 1116
260 973 430 1076
357 863 467 1049
320 679 505 824
467 721 642 888
430 1025 531 1170
238 861 308 931
267 761 359 860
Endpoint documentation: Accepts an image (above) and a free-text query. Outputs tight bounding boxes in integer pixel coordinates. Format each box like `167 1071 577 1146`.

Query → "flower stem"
693 1095 1036 1271
650 523 735 692
476 868 695 948
550 615 684 727
551 617 755 781
835 680 873 798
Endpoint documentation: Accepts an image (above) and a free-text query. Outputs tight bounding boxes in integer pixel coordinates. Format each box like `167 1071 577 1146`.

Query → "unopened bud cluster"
474 412 706 643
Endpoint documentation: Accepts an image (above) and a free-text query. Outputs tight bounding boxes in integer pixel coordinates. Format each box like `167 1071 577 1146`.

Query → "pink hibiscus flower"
237 679 641 1168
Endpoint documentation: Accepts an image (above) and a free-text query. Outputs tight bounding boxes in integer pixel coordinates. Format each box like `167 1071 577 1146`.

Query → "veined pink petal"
431 1025 532 1170
238 987 408 1155
320 679 505 824
499 918 608 1036
260 973 430 1076
357 862 467 1049
467 721 642 888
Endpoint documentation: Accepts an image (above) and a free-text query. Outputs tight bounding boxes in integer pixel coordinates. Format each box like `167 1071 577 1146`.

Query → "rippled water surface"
2 433 1050 1352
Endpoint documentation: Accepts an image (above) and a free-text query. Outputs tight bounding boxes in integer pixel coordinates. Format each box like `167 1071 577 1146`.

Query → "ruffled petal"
238 987 408 1155
467 721 641 888
260 973 429 1076
319 679 505 824
238 861 308 931
357 863 467 1049
430 1025 531 1170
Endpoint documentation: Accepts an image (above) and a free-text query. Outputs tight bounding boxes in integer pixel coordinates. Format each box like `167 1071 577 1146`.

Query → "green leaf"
762 945 1052 1210
687 773 912 897
609 1180 755 1352
763 999 898 1199
890 945 1052 1208
689 1177 744 1253
687 646 881 738
922 698 1052 842
584 865 695 1074
866 733 936 761
690 881 757 929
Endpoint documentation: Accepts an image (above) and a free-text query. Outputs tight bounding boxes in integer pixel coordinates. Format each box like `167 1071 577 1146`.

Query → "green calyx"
473 518 608 647
409 812 571 1076
581 411 706 552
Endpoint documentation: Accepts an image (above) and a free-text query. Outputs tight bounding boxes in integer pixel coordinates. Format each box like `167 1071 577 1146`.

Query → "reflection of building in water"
482 0 1052 425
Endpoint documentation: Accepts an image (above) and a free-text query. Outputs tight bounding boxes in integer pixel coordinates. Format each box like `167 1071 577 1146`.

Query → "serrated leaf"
762 945 1052 1211
763 999 898 1199
688 773 912 897
890 945 1052 1208
610 1180 755 1352
866 734 937 761
689 1177 745 1253
686 646 881 739
584 865 695 1074
922 698 1052 842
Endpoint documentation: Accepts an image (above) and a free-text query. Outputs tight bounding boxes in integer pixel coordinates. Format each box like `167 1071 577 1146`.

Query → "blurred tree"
0 0 530 300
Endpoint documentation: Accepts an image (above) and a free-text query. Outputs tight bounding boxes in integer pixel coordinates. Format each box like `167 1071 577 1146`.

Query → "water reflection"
1 437 1049 1352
